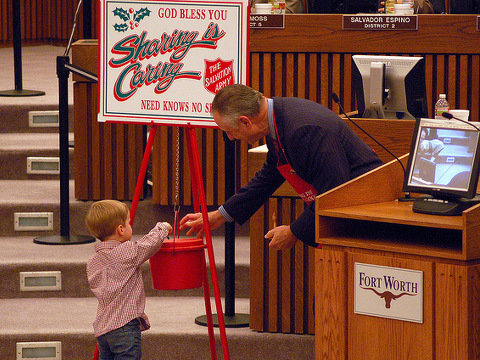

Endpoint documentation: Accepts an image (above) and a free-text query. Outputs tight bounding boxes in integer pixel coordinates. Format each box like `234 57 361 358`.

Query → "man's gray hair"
211 84 265 128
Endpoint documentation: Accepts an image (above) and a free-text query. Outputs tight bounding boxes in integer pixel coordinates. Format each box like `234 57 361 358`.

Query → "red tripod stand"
92 123 230 360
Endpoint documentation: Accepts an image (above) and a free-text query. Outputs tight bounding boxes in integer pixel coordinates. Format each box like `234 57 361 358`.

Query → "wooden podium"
314 155 480 360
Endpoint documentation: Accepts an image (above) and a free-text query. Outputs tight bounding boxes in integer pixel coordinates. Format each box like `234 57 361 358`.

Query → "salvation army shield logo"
204 58 235 94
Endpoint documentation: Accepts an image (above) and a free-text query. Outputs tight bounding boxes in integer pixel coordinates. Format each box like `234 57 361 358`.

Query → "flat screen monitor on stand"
402 118 480 216
352 55 428 120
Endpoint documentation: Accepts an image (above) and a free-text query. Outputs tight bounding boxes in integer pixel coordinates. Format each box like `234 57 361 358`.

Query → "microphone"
332 93 412 201
442 112 480 131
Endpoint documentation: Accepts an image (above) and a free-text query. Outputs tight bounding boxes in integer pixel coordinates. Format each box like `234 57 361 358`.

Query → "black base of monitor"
412 195 480 216
398 192 416 202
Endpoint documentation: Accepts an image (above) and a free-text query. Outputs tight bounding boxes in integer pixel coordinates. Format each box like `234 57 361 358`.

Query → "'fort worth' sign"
354 262 423 323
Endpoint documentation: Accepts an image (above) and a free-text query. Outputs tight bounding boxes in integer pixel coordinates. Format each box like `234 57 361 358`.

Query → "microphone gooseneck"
442 112 480 131
332 93 412 201
332 93 407 176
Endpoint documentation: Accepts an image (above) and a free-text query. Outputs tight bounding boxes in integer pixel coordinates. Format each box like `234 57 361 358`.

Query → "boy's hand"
161 222 173 235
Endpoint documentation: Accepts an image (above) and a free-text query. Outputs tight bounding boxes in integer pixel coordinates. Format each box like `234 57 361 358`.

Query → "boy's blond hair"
85 200 129 240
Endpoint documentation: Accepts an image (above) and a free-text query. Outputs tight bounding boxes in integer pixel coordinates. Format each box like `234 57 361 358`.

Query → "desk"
314 155 480 359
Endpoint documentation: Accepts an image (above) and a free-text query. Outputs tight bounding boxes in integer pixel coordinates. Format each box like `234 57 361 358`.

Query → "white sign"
354 262 423 323
98 0 249 127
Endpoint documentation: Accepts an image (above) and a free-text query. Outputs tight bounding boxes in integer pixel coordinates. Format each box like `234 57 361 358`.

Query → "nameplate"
250 14 285 29
354 262 423 323
343 14 418 31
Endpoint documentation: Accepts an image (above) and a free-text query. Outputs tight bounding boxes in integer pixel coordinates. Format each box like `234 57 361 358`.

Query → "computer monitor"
352 55 428 120
402 118 480 215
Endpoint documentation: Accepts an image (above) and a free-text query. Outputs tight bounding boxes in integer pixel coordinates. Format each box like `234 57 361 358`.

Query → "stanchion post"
58 56 71 237
83 0 92 38
33 56 95 245
224 135 249 325
196 134 249 328
224 135 235 316
0 0 45 97
12 0 22 91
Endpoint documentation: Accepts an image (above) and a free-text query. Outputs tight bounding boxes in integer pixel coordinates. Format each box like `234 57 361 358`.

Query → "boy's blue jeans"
97 318 141 360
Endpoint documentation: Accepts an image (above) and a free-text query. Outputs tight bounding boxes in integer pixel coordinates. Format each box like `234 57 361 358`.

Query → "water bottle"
435 94 449 120
402 0 415 13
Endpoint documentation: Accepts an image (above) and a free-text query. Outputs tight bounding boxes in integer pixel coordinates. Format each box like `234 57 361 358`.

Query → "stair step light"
27 157 60 175
16 341 61 360
19 271 61 291
28 110 59 127
14 212 53 231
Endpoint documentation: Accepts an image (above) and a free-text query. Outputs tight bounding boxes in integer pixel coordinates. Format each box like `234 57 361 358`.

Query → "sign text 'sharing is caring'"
98 0 249 127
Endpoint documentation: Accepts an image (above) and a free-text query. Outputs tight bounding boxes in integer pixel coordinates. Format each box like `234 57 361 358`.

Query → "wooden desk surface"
318 200 464 230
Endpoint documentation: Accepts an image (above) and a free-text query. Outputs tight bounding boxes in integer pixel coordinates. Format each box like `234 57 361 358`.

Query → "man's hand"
265 225 298 250
179 210 226 237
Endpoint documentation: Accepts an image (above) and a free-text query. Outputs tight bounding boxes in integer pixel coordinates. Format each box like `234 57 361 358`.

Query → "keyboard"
412 195 480 216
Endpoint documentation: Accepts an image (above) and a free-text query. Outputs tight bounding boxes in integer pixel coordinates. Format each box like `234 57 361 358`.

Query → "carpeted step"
0 104 73 134
0 180 175 236
0 179 85 237
0 133 74 180
0 45 75 134
0 296 314 359
0 179 249 238
0 235 250 299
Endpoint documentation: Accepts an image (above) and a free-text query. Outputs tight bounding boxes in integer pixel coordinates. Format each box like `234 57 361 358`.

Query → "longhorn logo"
361 287 416 308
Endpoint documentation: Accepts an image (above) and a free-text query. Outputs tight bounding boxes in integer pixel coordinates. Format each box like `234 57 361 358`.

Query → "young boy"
85 200 172 360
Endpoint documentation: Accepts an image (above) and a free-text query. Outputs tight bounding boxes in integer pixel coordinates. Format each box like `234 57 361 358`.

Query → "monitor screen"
352 55 428 120
403 118 480 200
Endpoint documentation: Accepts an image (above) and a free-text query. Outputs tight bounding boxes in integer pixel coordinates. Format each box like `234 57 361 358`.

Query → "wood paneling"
249 15 480 121
0 0 99 42
151 126 237 206
435 263 469 360
315 248 347 359
249 196 314 334
347 253 434 360
73 80 144 200
250 50 480 122
315 249 436 360
72 14 480 203
250 15 480 55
